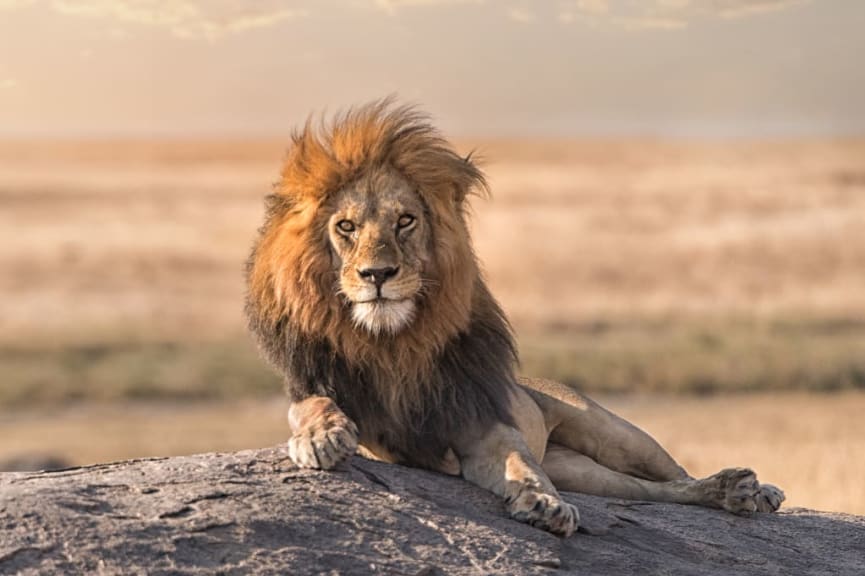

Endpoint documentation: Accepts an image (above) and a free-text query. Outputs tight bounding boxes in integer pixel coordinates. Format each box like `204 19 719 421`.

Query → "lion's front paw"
509 489 580 537
755 483 785 513
288 417 359 470
699 467 761 515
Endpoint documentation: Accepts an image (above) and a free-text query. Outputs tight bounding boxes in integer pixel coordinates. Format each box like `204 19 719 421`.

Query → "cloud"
375 0 482 6
714 0 805 19
373 0 807 30
1 0 304 40
557 0 808 31
374 0 483 14
573 0 608 15
0 0 34 8
620 16 687 30
506 6 534 23
0 0 812 38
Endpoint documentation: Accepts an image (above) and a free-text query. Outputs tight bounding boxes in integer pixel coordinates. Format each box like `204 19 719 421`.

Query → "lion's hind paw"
510 490 579 537
700 467 760 515
755 483 785 513
698 468 785 515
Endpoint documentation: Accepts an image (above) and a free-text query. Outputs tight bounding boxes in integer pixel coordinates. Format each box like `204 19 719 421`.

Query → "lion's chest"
333 372 453 470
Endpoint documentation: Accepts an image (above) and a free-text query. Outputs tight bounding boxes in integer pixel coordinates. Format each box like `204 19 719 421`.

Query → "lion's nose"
358 266 399 288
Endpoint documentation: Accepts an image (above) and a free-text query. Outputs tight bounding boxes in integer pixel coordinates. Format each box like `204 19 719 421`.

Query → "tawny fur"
245 100 516 462
245 100 784 537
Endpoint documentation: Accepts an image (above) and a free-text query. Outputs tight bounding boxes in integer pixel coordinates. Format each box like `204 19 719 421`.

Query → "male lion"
245 101 784 536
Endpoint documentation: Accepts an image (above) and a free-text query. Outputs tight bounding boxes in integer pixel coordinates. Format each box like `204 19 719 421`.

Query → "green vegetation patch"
519 318 865 395
0 339 281 407
2 317 865 408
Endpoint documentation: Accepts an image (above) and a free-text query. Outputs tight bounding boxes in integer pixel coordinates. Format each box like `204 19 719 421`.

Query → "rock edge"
1 447 863 575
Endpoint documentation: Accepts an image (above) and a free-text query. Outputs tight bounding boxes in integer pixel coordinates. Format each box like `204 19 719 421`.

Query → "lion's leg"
455 423 579 537
520 377 688 481
542 444 784 514
287 396 359 470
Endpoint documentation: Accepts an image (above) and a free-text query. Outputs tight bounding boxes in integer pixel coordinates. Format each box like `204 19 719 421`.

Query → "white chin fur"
351 300 416 335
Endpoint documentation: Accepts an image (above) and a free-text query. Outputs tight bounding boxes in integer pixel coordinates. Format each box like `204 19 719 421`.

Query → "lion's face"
326 169 430 335
248 101 488 353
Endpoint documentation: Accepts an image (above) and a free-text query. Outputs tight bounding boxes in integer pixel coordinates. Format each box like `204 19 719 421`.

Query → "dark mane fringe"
245 100 517 469
247 279 518 468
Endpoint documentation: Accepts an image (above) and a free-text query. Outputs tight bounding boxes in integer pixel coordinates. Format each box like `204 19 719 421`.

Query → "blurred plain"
1 0 863 515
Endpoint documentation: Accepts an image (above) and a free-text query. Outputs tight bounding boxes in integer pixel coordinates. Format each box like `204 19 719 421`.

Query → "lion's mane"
245 101 517 468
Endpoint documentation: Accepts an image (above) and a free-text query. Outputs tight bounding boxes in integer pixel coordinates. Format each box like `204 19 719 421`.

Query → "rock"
0 447 862 575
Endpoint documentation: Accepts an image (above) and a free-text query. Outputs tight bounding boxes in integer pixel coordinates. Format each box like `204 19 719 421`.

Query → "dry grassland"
1 139 863 400
1 138 864 513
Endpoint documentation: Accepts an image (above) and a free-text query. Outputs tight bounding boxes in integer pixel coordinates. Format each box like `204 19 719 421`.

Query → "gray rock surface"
1 447 863 575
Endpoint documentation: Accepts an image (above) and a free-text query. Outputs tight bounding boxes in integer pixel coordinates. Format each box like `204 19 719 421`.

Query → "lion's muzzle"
357 265 400 297
346 265 419 335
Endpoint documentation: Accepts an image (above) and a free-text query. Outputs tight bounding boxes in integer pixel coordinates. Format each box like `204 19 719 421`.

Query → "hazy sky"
0 0 862 138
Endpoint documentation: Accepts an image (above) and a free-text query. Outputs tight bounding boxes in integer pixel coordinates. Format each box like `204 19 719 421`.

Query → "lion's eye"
397 214 416 229
336 219 356 233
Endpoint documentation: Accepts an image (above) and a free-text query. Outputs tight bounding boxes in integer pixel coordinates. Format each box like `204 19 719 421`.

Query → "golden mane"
246 100 504 425
278 99 488 205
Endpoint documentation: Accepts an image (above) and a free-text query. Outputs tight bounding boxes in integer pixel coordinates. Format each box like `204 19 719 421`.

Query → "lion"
245 100 784 536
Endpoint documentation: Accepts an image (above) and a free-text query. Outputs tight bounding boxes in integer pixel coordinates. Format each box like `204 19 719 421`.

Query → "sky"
0 0 862 138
